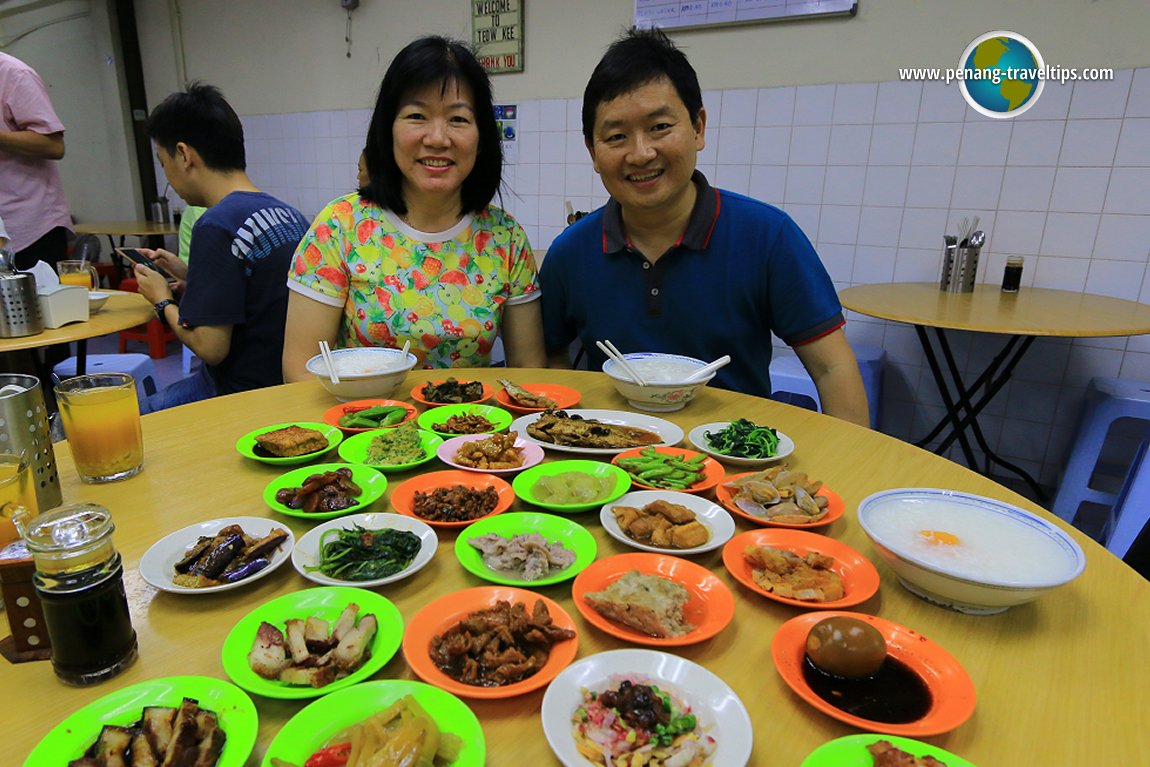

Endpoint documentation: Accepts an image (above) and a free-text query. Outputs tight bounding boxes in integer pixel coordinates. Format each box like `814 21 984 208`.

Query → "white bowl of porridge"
305 347 417 401
601 352 714 412
857 488 1086 614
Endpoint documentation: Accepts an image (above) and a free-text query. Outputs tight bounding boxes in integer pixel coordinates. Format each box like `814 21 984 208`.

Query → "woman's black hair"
582 27 703 143
362 36 502 216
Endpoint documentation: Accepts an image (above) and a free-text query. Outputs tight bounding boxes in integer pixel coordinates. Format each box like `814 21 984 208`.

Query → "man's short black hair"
362 36 502 216
582 27 704 143
146 82 246 171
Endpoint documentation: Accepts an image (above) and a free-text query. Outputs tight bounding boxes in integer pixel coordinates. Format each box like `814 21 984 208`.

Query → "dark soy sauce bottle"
25 503 138 685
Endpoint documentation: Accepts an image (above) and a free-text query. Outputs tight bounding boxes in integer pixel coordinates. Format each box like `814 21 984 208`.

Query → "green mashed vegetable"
366 422 426 465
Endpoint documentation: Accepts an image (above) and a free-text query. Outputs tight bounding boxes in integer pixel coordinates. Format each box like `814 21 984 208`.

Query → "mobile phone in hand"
116 247 175 281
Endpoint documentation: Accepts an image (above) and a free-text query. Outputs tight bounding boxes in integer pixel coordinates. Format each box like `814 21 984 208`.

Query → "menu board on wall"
635 0 857 31
473 0 524 73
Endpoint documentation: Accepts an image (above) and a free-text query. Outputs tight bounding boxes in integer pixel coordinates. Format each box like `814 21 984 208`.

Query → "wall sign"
472 0 523 74
635 0 857 31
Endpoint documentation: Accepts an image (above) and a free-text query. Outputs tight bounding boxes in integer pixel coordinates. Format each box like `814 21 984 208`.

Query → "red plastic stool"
117 279 176 359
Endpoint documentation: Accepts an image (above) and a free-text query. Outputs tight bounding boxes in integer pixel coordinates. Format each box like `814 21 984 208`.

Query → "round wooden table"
7 369 1148 766
0 291 153 354
840 283 1150 498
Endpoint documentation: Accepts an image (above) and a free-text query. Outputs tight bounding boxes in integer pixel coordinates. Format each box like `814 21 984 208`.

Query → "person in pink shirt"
0 52 72 271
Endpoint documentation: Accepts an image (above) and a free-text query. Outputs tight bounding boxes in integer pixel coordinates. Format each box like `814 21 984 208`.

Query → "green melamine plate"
260 679 485 767
512 459 632 513
235 421 343 465
25 676 257 767
337 428 444 472
455 512 598 586
801 734 977 767
262 463 387 519
416 402 514 439
220 586 403 700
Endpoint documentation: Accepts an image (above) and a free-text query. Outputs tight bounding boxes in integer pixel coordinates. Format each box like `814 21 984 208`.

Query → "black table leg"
912 327 1047 502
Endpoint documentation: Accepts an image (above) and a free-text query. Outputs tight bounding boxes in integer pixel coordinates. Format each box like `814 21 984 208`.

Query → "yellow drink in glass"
55 374 144 483
58 272 93 289
57 260 99 290
0 454 38 549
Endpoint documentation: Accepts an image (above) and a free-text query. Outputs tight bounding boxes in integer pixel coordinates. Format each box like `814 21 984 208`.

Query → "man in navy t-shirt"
133 83 307 410
540 29 869 427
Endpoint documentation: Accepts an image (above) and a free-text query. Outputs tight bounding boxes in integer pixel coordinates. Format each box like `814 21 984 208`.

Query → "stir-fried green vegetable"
704 418 779 458
307 524 422 581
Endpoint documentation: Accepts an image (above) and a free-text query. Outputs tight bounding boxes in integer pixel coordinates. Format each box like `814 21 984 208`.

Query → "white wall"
0 0 141 226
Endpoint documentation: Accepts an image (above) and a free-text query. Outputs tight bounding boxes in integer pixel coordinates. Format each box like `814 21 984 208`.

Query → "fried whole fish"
526 410 663 449
498 379 557 409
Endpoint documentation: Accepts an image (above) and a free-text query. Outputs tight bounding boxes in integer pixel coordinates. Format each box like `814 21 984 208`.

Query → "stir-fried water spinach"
308 524 422 581
704 418 779 458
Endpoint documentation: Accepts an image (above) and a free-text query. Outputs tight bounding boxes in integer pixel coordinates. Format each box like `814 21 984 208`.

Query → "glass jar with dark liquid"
24 503 138 685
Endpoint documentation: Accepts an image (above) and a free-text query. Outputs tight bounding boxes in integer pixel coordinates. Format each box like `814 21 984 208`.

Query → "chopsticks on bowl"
318 340 340 384
684 354 732 383
595 340 648 385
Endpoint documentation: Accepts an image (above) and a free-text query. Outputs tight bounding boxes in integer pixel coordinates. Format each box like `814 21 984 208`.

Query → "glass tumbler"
54 373 144 483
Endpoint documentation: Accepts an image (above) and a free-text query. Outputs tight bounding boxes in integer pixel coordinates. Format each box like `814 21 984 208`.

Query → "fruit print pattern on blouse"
290 194 539 369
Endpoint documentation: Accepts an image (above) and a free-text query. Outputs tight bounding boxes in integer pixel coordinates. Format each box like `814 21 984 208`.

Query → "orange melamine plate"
389 469 514 529
322 399 418 434
571 552 736 647
721 529 881 609
402 586 579 699
771 611 977 736
715 471 845 528
611 446 726 494
410 380 495 408
493 382 582 414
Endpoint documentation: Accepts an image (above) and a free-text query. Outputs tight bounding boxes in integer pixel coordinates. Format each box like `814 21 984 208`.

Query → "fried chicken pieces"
744 545 844 602
429 599 575 686
612 500 710 549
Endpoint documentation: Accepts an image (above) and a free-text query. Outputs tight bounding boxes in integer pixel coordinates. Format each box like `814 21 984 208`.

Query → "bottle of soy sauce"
24 503 137 685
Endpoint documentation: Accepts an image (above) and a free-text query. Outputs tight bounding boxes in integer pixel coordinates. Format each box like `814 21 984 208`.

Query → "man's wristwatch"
154 299 178 323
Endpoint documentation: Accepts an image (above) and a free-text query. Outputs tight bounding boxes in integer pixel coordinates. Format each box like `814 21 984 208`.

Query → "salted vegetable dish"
704 419 779 459
307 525 422 581
421 378 484 403
532 472 616 504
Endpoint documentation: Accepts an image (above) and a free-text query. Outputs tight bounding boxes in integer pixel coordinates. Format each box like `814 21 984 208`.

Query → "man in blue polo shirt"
539 27 868 427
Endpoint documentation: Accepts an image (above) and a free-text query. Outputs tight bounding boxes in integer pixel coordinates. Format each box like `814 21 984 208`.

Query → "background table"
7 368 1148 766
840 283 1150 499
0 291 154 376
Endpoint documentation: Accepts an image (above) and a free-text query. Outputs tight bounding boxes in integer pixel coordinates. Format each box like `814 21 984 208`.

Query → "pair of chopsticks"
595 340 648 385
318 340 339 384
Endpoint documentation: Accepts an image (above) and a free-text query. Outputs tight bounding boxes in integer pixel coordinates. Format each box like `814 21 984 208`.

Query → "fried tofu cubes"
254 425 328 457
611 499 710 549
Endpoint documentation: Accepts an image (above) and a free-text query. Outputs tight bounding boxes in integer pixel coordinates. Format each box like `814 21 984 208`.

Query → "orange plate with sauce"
322 399 417 434
771 611 977 736
389 469 514 529
571 552 735 647
715 471 845 528
722 529 880 609
410 380 495 408
402 585 579 699
611 446 726 494
494 382 582 414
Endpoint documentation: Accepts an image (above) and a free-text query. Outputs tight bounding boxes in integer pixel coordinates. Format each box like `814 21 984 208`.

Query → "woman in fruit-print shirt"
282 36 546 376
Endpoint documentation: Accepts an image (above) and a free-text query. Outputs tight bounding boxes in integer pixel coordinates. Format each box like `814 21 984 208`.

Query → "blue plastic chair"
53 353 159 401
1104 438 1150 558
769 344 886 429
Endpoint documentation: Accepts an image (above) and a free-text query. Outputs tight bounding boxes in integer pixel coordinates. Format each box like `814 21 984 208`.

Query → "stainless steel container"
0 249 44 338
948 245 981 293
0 374 62 512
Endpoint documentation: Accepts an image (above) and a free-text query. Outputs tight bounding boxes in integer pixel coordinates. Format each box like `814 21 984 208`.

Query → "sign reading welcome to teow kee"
472 0 523 74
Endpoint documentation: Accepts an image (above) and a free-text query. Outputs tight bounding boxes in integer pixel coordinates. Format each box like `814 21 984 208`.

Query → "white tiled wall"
161 68 1150 495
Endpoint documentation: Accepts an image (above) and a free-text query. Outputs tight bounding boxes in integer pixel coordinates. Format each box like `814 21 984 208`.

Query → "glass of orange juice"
0 452 38 550
57 260 100 289
54 374 144 483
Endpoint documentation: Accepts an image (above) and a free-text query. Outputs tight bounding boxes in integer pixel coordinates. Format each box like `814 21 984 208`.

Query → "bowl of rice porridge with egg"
601 352 714 412
306 347 418 401
857 488 1086 614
